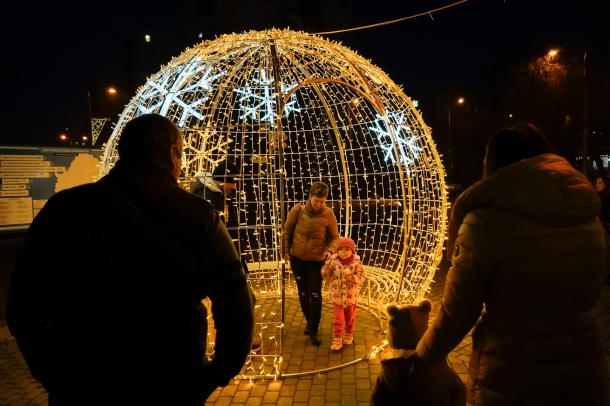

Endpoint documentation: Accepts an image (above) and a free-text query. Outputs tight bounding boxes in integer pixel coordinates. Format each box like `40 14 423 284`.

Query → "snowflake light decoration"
369 112 423 168
100 29 448 379
234 69 301 123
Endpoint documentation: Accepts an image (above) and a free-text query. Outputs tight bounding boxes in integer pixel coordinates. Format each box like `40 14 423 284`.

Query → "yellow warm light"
100 29 448 379
548 49 559 57
457 97 465 105
106 87 117 95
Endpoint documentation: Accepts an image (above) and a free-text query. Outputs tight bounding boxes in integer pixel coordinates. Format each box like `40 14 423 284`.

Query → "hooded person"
415 123 608 405
371 301 466 405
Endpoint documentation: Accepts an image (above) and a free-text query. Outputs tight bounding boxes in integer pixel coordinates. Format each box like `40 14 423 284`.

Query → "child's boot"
343 334 353 345
330 337 343 351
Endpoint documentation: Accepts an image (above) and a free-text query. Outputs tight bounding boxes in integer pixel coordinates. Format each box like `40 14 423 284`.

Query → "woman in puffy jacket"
416 124 608 405
283 181 339 346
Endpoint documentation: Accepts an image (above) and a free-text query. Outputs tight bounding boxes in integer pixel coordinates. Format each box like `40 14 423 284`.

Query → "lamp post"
87 86 118 147
546 48 588 176
581 50 588 178
447 97 464 182
87 90 93 145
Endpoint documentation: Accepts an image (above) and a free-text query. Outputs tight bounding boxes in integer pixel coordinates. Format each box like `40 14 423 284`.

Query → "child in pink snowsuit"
322 237 365 351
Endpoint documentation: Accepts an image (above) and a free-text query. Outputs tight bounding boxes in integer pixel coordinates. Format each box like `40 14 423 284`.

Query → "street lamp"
546 48 588 176
447 96 465 182
87 86 117 147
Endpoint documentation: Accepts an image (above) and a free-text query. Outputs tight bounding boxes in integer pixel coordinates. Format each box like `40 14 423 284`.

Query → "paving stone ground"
1 260 609 406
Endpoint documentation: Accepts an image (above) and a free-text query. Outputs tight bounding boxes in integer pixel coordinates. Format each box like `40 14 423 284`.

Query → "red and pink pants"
332 304 357 338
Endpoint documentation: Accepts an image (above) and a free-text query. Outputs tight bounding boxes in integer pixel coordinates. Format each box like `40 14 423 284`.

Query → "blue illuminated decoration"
234 69 301 124
369 112 422 167
136 58 225 127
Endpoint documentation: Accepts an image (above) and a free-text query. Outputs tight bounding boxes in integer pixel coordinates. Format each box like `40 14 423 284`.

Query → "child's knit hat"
386 300 432 349
336 237 356 253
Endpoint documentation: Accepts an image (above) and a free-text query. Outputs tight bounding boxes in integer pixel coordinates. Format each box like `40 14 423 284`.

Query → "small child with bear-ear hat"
321 236 365 351
370 300 466 405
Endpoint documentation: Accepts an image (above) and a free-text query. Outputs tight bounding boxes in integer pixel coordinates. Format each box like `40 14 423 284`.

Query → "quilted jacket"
283 200 339 261
416 154 608 405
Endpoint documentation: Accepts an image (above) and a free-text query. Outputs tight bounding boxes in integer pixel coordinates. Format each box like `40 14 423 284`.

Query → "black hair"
483 123 553 177
117 114 181 173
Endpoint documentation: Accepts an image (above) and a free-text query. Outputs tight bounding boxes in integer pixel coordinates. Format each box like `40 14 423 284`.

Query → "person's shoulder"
322 205 336 218
290 203 304 212
287 203 304 217
174 185 217 216
46 182 102 207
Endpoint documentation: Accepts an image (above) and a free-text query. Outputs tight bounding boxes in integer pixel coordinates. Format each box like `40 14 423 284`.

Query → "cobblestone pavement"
1 261 609 406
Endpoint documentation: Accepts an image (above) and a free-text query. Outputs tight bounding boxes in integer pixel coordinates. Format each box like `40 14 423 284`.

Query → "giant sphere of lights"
101 29 448 376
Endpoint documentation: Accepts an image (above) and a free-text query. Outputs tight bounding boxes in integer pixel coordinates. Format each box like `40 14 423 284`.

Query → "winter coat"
322 254 365 307
283 201 339 261
7 161 254 406
416 154 608 405
371 351 466 406
191 178 225 214
597 187 610 233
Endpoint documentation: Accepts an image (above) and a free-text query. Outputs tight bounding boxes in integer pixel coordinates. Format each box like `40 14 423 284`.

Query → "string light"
100 29 448 379
315 0 470 35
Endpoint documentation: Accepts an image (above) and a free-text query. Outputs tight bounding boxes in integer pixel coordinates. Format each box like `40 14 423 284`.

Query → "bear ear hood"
386 304 399 317
419 300 432 313
386 301 433 350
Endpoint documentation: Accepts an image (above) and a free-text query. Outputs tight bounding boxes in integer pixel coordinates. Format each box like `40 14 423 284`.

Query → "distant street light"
447 97 465 181
87 86 118 146
59 133 69 142
545 48 588 176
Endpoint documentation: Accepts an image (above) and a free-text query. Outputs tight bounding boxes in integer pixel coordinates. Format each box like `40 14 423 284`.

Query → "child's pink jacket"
322 254 365 307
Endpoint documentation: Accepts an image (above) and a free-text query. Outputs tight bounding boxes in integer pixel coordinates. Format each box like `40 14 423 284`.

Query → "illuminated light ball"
100 29 448 375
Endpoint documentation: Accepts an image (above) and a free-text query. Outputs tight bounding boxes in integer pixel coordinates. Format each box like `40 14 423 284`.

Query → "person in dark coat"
594 176 610 285
7 114 254 406
416 124 608 405
191 172 226 218
594 176 610 232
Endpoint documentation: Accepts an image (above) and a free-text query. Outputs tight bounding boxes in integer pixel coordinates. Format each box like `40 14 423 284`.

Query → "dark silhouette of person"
191 166 248 274
416 124 608 405
594 176 610 232
7 114 254 406
191 172 226 218
594 176 610 285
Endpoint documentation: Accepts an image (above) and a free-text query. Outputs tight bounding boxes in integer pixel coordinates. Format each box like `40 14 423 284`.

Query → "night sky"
3 0 609 185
